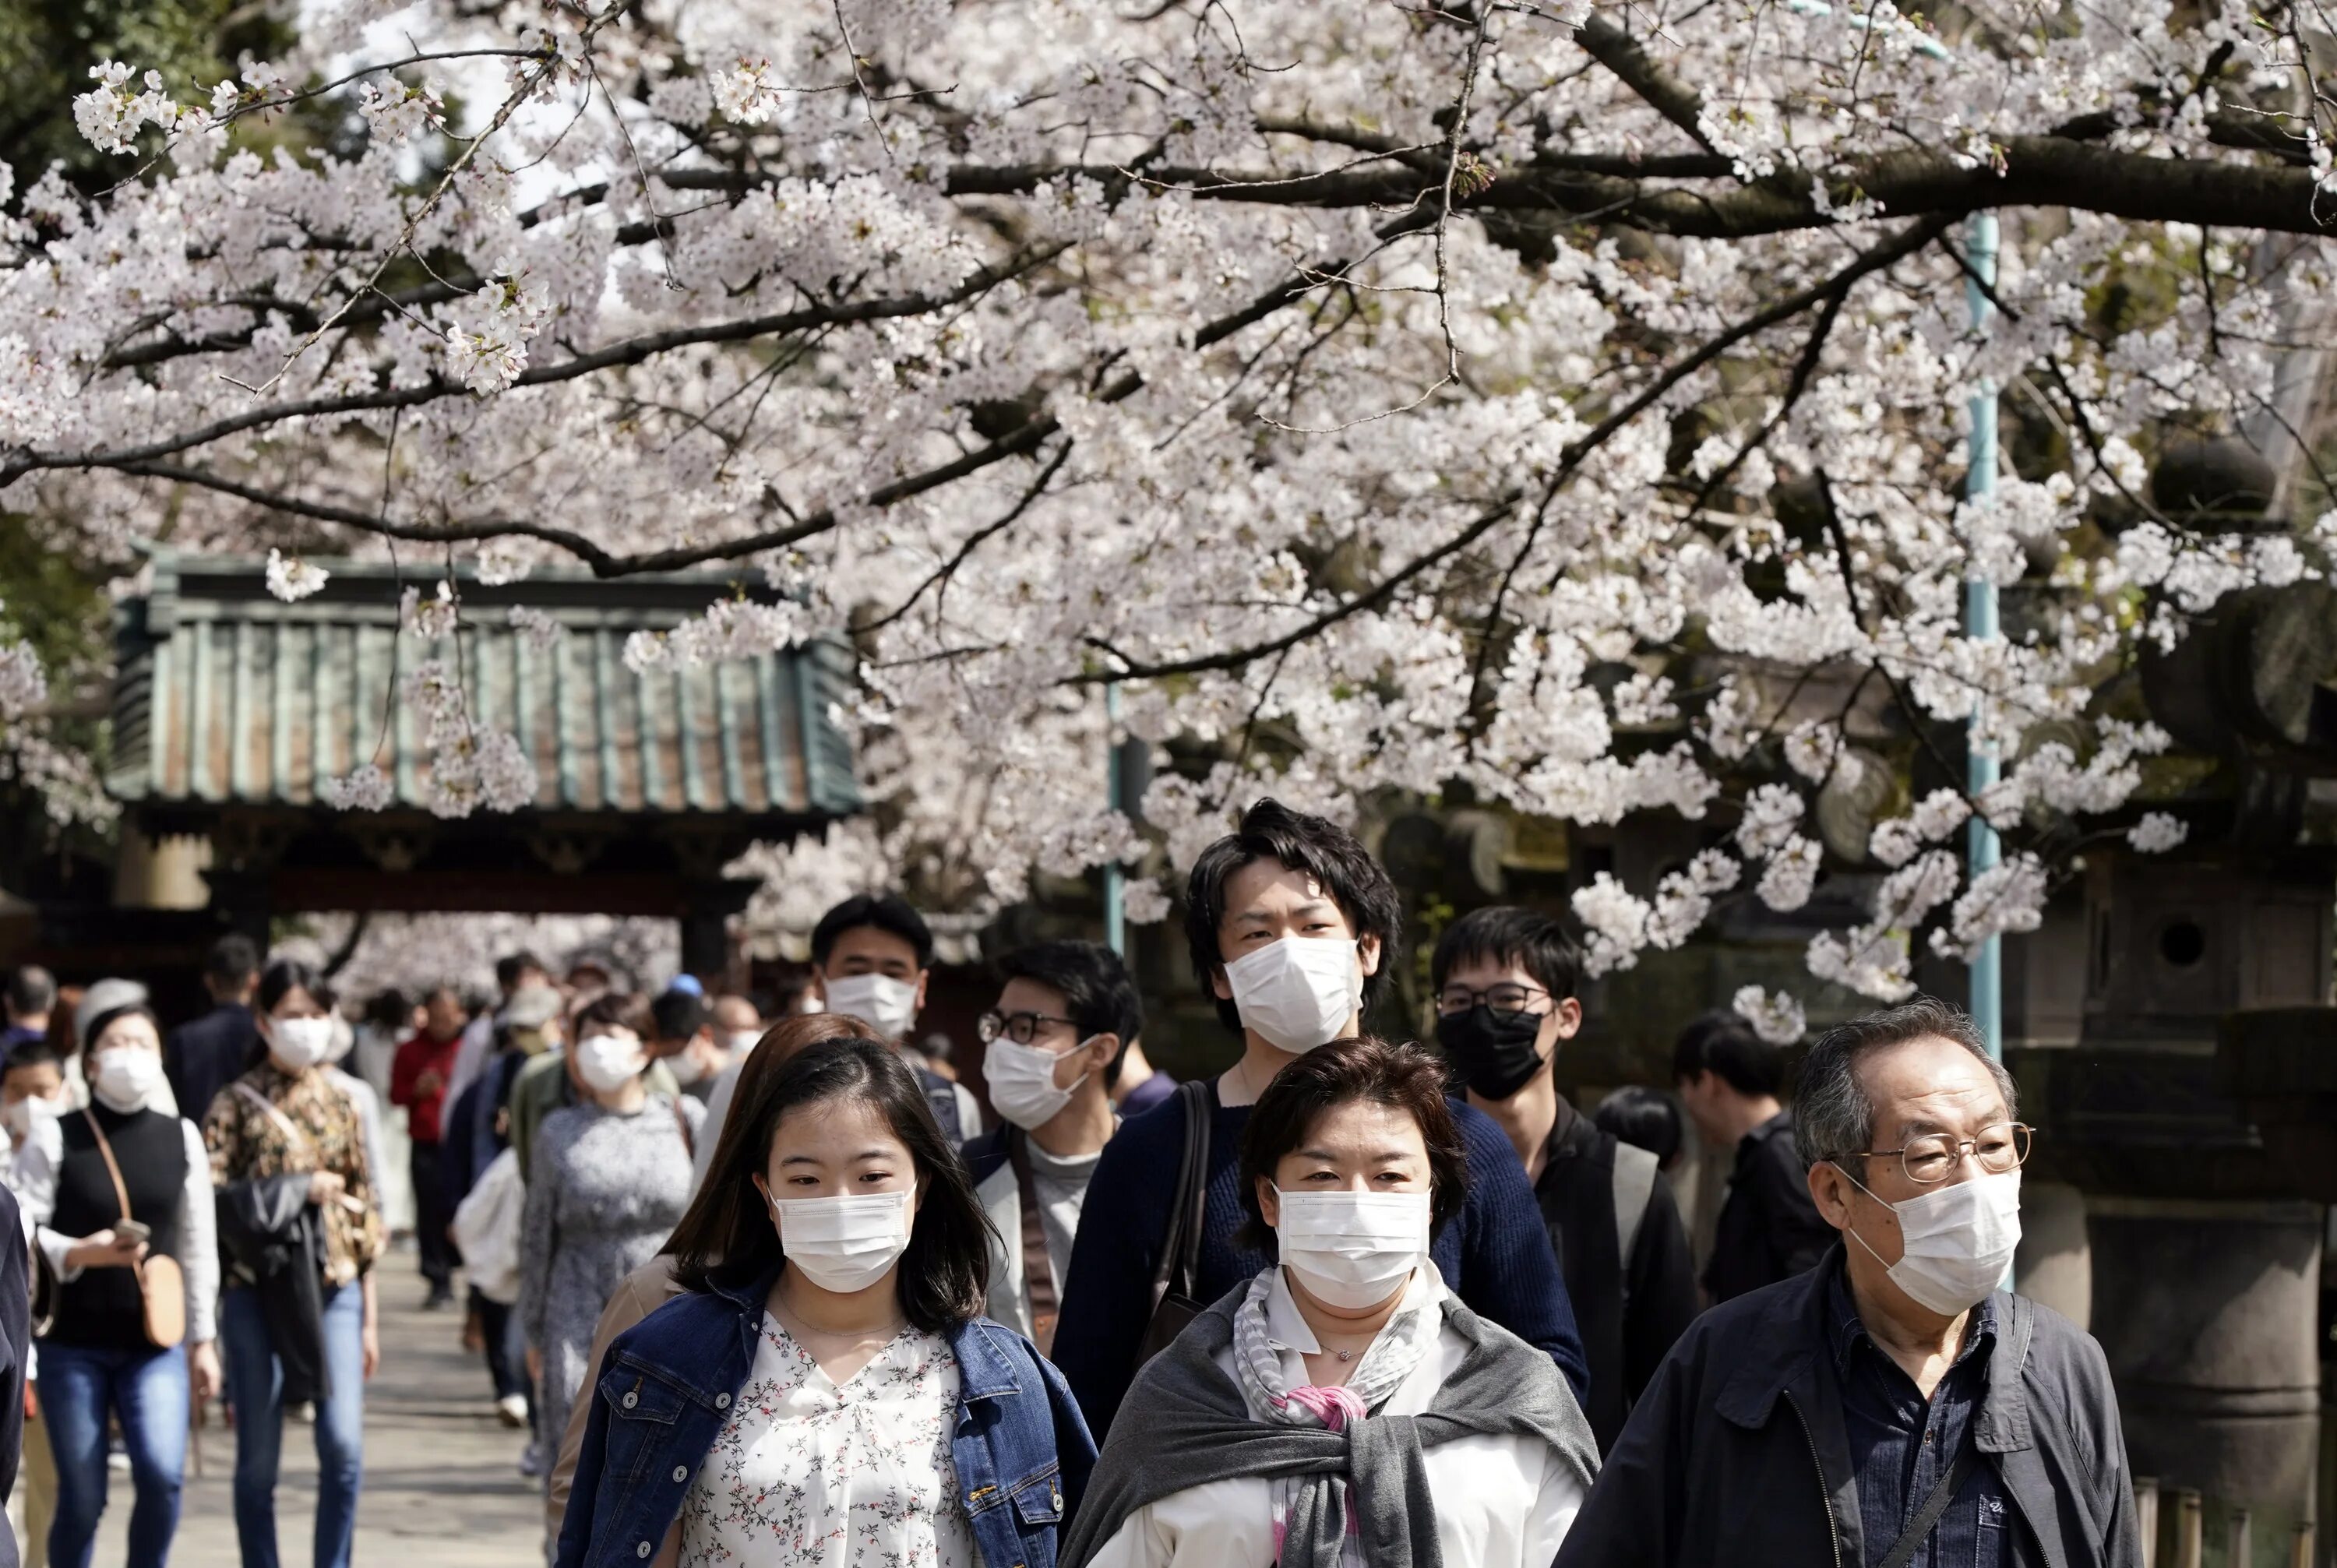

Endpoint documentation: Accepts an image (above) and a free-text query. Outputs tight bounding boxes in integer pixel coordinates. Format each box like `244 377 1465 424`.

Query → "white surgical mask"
983 1036 1090 1131
1838 1165 2022 1316
269 1017 337 1073
575 1030 648 1095
770 1188 914 1294
822 973 919 1041
726 1030 763 1057
326 1017 356 1065
92 1047 164 1113
1274 1189 1431 1309
1222 936 1362 1055
3 1094 61 1142
663 1045 710 1087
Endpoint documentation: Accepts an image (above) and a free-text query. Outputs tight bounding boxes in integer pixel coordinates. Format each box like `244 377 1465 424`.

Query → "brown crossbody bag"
79 1108 187 1349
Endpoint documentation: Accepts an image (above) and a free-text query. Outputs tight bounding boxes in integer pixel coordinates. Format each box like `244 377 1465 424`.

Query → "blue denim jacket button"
635 1542 650 1559
672 1465 689 1483
715 1392 731 1409
621 1390 638 1410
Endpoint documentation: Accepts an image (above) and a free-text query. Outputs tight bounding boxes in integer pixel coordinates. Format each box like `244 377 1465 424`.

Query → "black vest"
48 1105 187 1348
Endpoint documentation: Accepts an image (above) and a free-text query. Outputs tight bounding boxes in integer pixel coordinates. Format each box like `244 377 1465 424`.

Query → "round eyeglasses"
977 1009 1077 1046
1855 1122 2033 1185
1433 983 1553 1017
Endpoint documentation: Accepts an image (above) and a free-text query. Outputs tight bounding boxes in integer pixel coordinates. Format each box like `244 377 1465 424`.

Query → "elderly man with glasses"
1559 995 2142 1568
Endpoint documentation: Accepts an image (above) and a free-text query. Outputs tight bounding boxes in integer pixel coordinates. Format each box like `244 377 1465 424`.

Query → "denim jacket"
555 1263 1097 1568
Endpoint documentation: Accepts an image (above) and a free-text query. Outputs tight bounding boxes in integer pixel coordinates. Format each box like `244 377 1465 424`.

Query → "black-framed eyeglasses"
978 1010 1078 1046
1855 1122 2033 1186
1434 983 1553 1018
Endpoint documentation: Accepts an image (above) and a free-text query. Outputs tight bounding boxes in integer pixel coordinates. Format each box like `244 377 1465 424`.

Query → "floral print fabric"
678 1313 975 1568
203 1060 385 1286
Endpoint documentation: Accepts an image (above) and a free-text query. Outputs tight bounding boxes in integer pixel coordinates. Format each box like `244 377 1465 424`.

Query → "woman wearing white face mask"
203 957 385 1568
558 1024 1094 1568
1063 1038 1598 1568
518 992 704 1496
14 986 220 1568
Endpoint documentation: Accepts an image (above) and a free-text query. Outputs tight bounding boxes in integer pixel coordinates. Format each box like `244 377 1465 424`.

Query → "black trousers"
474 1288 531 1410
409 1140 455 1291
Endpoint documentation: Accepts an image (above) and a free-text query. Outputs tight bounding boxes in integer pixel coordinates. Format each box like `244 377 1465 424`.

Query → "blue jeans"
219 1284 365 1568
40 1339 190 1568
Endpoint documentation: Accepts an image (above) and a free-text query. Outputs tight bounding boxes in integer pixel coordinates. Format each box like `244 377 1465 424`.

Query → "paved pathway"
93 1248 544 1568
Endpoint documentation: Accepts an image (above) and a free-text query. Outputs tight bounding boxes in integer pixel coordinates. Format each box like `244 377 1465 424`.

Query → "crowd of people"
0 793 2143 1568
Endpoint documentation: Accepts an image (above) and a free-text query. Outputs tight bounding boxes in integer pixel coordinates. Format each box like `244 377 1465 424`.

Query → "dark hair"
576 992 657 1041
668 1032 991 1333
1236 1037 1468 1252
5 966 55 1019
364 988 411 1031
495 952 549 991
1593 1086 1684 1167
996 940 1144 1087
1671 1010 1782 1098
3 1037 62 1077
257 958 336 1018
1184 798 1404 1034
1430 905 1581 1000
206 935 259 990
1793 995 2016 1168
651 988 709 1045
83 1005 160 1055
811 894 935 971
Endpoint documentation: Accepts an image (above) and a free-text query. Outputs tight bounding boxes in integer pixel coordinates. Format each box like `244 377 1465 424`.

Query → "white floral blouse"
678 1314 976 1568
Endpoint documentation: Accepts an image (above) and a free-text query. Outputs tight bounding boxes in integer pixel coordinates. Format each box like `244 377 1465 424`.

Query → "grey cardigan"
1555 1246 2143 1568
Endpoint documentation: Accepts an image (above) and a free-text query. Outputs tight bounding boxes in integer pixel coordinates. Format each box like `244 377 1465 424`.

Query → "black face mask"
1435 1005 1549 1100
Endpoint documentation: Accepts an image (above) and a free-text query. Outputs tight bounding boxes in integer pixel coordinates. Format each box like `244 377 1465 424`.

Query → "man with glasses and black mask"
1431 905 1697 1454
1560 996 2141 1568
960 940 1140 1353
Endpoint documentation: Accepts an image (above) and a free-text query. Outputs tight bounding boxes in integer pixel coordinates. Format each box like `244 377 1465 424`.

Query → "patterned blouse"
203 1059 386 1287
677 1314 975 1568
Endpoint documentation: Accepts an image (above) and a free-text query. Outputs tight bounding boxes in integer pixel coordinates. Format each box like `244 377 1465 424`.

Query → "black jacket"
218 1172 332 1404
166 1003 259 1126
0 1182 26 1568
1704 1108 1833 1303
1534 1101 1698 1453
1556 1247 2143 1568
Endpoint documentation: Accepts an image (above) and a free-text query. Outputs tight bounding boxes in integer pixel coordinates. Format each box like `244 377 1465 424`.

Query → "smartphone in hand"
111 1220 152 1246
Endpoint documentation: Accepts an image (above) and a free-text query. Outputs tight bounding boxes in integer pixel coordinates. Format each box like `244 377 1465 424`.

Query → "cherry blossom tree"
4 0 2331 1010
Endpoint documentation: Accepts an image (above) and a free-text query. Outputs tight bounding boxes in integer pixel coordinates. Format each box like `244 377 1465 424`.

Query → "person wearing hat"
16 979 219 1568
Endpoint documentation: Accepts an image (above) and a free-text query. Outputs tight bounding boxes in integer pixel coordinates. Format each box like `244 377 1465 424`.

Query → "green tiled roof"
108 551 861 820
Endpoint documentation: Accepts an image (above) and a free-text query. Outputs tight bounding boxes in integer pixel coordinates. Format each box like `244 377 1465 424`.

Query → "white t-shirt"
972 1134 1103 1340
1083 1266 1585 1568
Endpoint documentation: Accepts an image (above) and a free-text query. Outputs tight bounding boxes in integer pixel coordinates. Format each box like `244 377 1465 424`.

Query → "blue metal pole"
1104 681 1126 957
1964 210 2002 1069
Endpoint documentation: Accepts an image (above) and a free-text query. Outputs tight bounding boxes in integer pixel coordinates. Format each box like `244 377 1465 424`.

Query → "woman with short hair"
1063 1036 1598 1568
557 1029 1094 1568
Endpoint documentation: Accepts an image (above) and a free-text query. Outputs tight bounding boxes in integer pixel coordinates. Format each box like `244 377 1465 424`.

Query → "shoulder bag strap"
671 1095 693 1159
1611 1139 1660 1276
79 1108 137 1228
232 1080 312 1155
1006 1129 1059 1354
1876 1429 1980 1568
1170 1079 1211 1297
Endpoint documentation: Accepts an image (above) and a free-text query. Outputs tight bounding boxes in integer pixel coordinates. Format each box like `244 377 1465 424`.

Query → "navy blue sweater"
1050 1080 1588 1439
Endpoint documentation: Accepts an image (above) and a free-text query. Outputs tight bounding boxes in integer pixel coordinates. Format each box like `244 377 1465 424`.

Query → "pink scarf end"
1276 1383 1368 1432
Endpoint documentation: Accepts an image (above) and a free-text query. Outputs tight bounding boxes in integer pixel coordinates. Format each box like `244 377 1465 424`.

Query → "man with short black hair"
807 893 981 1142
1562 997 2140 1568
961 941 1140 1351
163 933 260 1121
1 967 54 1052
648 988 724 1102
1051 797 1586 1439
1432 904 1697 1453
443 950 552 1110
1675 1010 1833 1302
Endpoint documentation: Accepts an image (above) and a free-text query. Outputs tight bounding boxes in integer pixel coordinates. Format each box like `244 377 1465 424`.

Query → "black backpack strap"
918 1069 964 1144
1877 1430 1980 1568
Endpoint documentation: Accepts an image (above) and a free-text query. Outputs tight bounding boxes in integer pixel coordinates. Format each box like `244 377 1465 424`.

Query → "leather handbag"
1133 1080 1212 1368
80 1108 187 1349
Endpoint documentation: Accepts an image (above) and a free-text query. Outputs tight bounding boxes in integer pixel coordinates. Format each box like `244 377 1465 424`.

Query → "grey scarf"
1059 1277 1600 1568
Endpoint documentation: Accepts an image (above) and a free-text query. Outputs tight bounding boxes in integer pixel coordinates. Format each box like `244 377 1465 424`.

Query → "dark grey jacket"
1556 1247 2142 1568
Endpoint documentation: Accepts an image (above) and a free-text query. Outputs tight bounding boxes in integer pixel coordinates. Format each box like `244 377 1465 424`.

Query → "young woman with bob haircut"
556 1031 1095 1568
1061 1036 1599 1568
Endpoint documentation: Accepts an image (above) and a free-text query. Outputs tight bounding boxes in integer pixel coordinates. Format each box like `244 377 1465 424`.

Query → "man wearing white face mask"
1560 996 2141 1568
961 942 1141 1351
1052 798 1585 1441
805 894 982 1144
